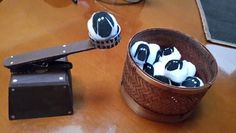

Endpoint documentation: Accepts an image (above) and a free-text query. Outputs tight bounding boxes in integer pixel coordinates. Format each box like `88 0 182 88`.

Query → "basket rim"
127 28 218 94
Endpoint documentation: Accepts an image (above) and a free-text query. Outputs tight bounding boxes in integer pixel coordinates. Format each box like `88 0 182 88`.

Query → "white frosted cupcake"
87 11 121 49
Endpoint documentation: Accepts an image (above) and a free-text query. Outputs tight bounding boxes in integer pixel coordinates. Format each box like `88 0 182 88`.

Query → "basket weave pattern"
121 55 207 115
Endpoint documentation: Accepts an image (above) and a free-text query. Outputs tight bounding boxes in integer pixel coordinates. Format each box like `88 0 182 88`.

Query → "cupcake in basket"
121 28 218 122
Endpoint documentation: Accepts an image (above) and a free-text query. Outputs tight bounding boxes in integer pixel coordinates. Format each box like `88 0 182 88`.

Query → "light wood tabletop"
0 0 236 132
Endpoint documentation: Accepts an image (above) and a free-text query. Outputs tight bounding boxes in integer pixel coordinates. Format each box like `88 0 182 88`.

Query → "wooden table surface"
1 0 236 132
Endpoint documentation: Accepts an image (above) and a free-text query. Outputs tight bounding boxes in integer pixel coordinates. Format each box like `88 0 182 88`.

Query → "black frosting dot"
153 50 162 64
182 77 201 87
143 63 154 76
171 81 181 86
163 47 174 56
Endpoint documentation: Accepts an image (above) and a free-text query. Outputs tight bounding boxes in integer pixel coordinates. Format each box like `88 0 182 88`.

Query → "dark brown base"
120 85 195 123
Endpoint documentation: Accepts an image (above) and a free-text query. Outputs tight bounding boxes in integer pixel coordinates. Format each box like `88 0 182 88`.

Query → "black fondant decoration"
182 76 201 87
92 12 114 38
153 50 162 64
162 47 174 56
143 63 154 76
154 75 171 84
171 81 181 86
134 43 150 62
165 60 183 71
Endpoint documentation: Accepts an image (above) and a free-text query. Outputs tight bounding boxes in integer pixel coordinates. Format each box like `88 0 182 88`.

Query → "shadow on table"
151 103 205 130
72 76 86 112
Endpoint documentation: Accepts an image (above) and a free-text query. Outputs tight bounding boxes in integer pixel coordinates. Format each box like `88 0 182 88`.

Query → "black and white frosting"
159 47 181 64
130 41 150 65
87 11 120 41
146 43 161 64
164 60 188 83
130 41 203 88
130 41 161 65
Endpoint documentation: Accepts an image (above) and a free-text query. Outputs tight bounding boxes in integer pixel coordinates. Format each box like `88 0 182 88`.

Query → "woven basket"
121 28 218 122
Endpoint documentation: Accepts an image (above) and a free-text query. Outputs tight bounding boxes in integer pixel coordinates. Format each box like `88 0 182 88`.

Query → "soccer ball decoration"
130 41 204 88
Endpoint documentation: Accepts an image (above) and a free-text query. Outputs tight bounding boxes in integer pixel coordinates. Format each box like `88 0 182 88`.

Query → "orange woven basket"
121 28 218 123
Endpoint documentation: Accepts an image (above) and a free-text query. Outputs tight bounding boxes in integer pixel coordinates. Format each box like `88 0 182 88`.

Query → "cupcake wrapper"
89 25 121 49
89 33 121 49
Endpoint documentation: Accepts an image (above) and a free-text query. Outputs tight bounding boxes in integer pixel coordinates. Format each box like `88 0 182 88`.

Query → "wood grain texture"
1 0 236 133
